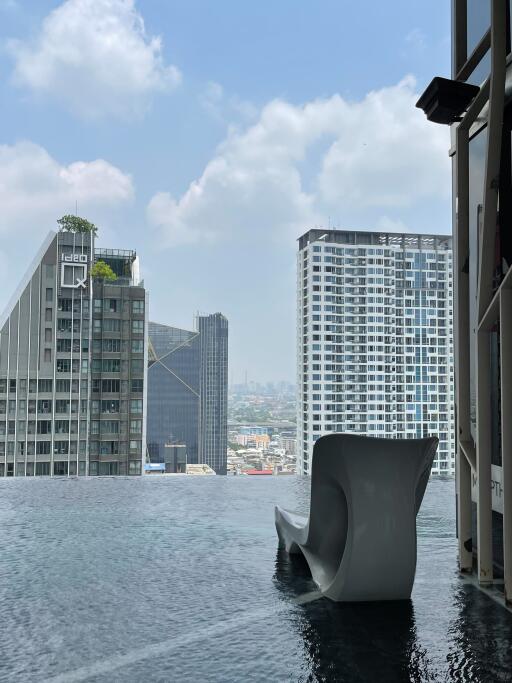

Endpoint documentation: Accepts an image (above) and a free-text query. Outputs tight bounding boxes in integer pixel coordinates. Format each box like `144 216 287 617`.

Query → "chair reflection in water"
275 433 438 602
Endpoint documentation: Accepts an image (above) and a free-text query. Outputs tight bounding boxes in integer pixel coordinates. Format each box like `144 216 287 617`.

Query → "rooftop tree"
57 214 98 236
90 260 117 281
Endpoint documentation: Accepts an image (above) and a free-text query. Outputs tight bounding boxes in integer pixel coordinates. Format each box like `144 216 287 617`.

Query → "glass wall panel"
467 0 490 55
468 127 488 439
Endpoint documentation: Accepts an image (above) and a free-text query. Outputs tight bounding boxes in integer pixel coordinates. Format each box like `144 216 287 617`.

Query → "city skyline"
0 0 452 383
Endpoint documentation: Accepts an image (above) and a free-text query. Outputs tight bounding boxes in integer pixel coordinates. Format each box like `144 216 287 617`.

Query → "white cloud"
0 141 133 236
199 80 258 124
7 0 181 119
148 77 450 247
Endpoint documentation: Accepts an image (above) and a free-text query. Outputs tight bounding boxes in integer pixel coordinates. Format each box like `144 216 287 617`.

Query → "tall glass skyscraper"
0 230 148 477
147 313 228 474
297 229 453 476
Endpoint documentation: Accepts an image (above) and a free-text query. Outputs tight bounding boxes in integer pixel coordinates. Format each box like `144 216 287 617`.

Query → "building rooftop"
298 228 452 251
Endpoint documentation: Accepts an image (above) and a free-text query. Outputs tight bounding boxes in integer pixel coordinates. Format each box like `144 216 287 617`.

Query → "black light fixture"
416 76 480 124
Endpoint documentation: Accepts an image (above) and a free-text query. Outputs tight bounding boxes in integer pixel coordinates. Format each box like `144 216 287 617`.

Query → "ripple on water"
0 476 511 682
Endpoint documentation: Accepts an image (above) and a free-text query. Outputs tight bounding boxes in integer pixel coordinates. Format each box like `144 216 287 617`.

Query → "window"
62 264 86 287
56 379 70 393
44 349 52 363
105 298 119 313
57 339 72 353
132 320 144 334
129 460 141 475
36 441 51 455
102 359 120 373
53 461 68 476
81 359 88 374
38 379 53 393
45 328 52 343
57 359 71 373
55 399 70 414
36 462 51 476
54 441 69 455
93 319 102 333
100 441 119 455
103 339 121 353
58 318 72 333
46 287 53 302
9 379 16 393
0 379 6 393
131 340 143 353
104 319 121 332
132 300 144 315
131 379 143 393
55 420 69 434
129 440 141 452
37 420 52 434
37 399 51 414
102 400 119 413
45 308 52 322
131 360 144 375
130 419 142 434
58 298 72 312
93 299 102 313
101 421 119 434
130 399 142 413
91 420 100 434
102 379 120 393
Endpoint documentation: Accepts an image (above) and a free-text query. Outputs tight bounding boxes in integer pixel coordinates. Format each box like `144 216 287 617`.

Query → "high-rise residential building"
297 229 453 476
147 313 228 474
0 230 148 477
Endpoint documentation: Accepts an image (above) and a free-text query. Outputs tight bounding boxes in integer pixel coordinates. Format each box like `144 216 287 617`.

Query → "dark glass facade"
198 314 228 475
147 314 228 474
147 323 200 466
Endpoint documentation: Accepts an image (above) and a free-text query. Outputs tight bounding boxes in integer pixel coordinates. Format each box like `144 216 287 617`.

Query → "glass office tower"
297 229 454 477
0 230 148 476
147 313 228 474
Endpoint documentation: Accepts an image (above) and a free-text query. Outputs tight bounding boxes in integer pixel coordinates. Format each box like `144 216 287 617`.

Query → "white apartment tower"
297 229 454 476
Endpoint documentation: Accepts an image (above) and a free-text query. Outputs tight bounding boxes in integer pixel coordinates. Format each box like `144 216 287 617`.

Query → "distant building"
279 432 296 455
238 426 273 436
0 231 148 477
297 229 454 476
234 433 270 449
147 313 228 474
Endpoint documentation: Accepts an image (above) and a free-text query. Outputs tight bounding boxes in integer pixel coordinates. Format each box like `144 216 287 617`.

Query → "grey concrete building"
0 230 148 476
147 313 228 474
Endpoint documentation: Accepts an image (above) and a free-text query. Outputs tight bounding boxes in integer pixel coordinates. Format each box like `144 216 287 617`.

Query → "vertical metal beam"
453 0 468 76
455 126 473 570
477 328 493 583
500 288 512 602
478 0 506 320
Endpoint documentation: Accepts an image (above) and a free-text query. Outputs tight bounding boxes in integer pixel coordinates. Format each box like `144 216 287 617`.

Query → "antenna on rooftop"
75 200 78 216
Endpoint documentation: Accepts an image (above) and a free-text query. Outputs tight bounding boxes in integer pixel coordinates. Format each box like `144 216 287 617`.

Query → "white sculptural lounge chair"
275 433 438 602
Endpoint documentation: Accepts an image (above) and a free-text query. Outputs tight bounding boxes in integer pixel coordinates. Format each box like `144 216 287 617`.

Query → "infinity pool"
0 476 511 682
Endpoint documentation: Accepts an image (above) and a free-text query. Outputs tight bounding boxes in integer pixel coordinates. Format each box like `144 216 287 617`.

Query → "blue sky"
0 0 451 383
